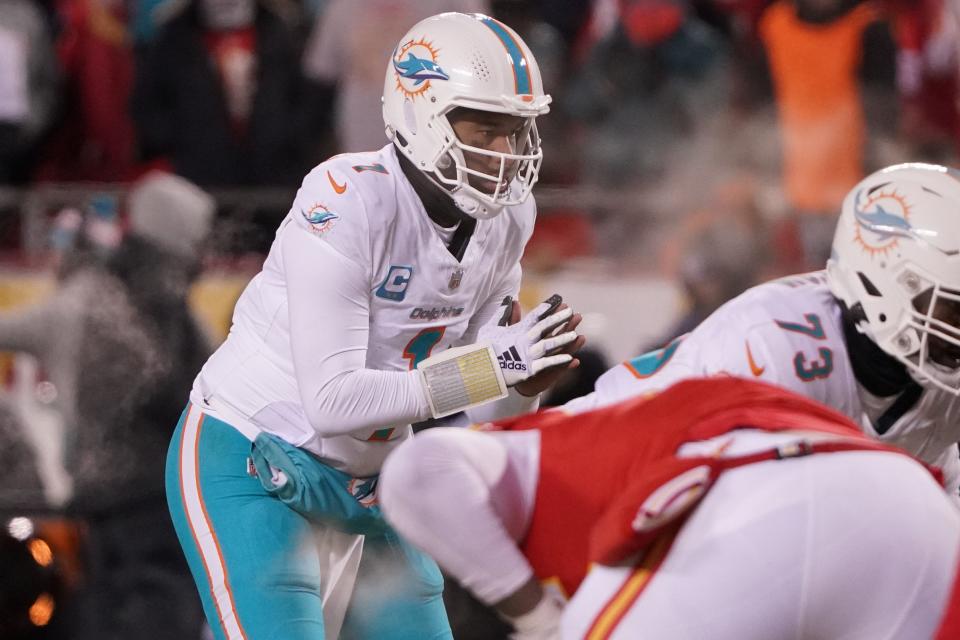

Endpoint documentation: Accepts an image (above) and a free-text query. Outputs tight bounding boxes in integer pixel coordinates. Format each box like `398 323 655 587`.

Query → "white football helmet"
382 12 551 219
827 163 960 394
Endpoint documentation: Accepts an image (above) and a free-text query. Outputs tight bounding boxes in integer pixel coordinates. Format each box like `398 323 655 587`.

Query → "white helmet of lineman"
827 163 960 394
382 12 551 219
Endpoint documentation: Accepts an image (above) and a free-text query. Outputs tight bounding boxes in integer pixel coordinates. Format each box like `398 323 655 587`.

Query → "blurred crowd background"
1 0 959 637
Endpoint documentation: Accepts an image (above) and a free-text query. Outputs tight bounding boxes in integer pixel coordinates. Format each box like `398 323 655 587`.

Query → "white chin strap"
451 188 508 220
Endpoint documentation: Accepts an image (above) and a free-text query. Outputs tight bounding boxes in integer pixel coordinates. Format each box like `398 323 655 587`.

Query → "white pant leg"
379 427 541 604
562 451 960 640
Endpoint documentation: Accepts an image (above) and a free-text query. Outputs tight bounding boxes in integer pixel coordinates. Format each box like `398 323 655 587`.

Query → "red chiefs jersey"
937 568 960 639
491 377 928 597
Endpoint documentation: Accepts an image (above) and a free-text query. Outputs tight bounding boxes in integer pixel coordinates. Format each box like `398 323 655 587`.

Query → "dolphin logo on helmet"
392 38 447 99
854 190 914 241
851 187 914 257
393 52 449 85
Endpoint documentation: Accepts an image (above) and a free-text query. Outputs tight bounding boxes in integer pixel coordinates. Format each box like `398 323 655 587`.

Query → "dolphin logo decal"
302 204 339 230
854 191 913 241
305 210 337 225
393 52 449 85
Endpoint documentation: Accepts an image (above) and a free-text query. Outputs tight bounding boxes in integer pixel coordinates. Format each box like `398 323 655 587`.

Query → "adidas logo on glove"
498 346 527 371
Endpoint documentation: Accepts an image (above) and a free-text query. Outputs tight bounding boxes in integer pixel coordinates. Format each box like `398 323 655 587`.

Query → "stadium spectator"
760 0 890 268
301 0 489 155
379 377 960 639
32 0 138 183
0 0 59 184
695 0 775 111
564 0 727 187
888 0 960 160
166 13 583 639
132 0 311 187
0 171 215 639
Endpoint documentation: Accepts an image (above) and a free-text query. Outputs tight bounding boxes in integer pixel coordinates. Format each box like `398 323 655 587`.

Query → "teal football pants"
165 403 451 639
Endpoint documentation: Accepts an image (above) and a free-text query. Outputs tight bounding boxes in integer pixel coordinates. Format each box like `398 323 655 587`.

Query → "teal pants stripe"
166 405 325 639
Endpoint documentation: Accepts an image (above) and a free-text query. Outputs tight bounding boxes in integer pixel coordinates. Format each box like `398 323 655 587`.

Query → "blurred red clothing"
620 0 684 46
522 210 596 271
202 28 256 139
886 0 959 152
34 0 137 182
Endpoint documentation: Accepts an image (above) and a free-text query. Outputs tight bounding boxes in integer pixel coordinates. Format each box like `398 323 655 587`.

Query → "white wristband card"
417 344 508 418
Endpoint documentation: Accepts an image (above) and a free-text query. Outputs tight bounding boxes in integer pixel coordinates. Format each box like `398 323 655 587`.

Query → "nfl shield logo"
449 268 464 290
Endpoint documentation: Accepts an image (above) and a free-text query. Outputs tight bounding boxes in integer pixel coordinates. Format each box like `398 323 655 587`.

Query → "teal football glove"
250 432 389 536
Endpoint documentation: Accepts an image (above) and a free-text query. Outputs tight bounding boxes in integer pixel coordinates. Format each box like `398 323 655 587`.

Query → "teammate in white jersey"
565 162 960 499
165 13 583 640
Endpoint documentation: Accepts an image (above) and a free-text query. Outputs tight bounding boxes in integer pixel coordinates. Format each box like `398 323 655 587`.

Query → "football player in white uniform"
165 13 583 640
566 162 960 499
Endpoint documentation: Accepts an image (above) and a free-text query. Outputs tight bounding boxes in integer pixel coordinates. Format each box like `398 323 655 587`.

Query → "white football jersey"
564 271 960 495
192 144 535 476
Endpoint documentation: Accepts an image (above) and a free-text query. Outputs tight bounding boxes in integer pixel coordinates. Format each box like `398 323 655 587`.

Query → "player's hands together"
478 294 585 396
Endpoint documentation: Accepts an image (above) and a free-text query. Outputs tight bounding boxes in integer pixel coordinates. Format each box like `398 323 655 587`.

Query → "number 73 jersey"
563 271 960 496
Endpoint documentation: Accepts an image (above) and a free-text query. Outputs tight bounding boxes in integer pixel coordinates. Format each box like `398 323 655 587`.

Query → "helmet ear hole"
857 272 882 297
